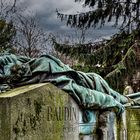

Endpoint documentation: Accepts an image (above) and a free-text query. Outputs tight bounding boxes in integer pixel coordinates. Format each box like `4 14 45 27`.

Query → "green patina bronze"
0 53 139 132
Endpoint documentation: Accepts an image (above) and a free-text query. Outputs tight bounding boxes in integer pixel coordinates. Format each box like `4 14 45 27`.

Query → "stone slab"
0 83 81 140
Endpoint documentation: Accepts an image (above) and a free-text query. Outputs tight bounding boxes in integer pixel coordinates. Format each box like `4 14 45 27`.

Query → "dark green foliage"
0 19 16 53
56 0 140 92
54 30 140 92
57 0 140 31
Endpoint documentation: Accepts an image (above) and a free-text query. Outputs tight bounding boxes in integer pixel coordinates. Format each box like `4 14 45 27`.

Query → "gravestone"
0 83 97 140
1 83 138 140
126 108 140 140
116 87 140 140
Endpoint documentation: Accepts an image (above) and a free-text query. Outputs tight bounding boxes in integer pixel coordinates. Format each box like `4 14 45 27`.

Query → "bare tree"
0 0 17 19
15 14 49 58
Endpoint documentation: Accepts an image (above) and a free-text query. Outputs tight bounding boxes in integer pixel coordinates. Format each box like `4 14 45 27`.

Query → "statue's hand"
125 99 140 106
113 101 125 116
0 84 11 93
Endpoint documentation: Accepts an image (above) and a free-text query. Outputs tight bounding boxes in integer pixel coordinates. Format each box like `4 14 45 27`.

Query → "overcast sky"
16 0 118 42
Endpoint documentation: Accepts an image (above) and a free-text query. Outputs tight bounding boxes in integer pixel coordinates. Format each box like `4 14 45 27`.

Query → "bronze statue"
0 53 139 116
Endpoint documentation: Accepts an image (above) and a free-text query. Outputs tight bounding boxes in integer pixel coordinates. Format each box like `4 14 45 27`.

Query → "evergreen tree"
0 19 16 53
57 0 140 31
0 0 17 53
54 0 140 92
54 30 140 92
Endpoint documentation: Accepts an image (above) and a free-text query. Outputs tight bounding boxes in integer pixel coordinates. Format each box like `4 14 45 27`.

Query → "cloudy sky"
16 0 118 42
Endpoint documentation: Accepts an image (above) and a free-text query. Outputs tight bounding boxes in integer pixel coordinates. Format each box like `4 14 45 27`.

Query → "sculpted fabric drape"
0 53 140 134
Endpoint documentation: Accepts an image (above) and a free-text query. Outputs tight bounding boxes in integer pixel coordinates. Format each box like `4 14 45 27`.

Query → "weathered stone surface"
116 87 140 140
1 83 139 140
0 83 80 140
126 109 140 140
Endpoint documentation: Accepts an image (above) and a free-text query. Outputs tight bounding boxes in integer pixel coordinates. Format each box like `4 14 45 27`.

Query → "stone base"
1 83 137 140
0 83 80 140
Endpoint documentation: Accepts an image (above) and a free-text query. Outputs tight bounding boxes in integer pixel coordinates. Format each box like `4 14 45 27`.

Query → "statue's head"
10 64 24 78
0 64 26 83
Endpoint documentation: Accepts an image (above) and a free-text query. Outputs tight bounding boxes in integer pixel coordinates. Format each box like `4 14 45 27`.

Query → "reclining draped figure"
0 53 140 134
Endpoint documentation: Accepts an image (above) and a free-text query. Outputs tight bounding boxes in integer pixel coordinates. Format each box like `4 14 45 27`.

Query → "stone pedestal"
1 83 138 140
0 83 81 140
126 108 140 140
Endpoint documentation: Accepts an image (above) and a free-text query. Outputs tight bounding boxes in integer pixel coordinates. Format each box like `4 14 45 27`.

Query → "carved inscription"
46 106 78 121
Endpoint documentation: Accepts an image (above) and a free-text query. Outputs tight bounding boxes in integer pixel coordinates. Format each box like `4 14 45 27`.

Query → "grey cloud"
15 0 118 41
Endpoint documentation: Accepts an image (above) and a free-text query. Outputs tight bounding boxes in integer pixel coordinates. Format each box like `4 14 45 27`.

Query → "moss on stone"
126 109 140 140
0 83 77 140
